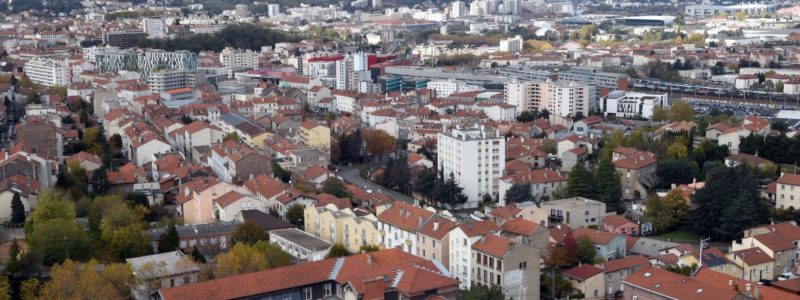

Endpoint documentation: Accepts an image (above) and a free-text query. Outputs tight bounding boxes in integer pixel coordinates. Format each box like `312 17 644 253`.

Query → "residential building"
416 215 458 268
208 140 271 184
158 249 459 300
603 215 639 236
727 247 776 282
304 204 382 253
177 177 248 225
219 47 259 70
0 175 40 222
563 264 605 300
612 147 658 200
141 18 167 38
298 121 331 154
127 251 200 300
102 30 147 48
499 35 523 53
600 255 650 295
377 201 434 255
95 49 198 79
427 79 482 98
540 197 606 229
624 267 739 300
15 117 63 162
716 116 771 154
147 69 196 93
500 218 550 252
498 169 567 206
437 125 505 209
776 173 800 210
270 228 332 262
471 234 540 299
448 220 500 289
573 228 627 261
733 222 800 276
504 79 595 118
24 58 70 87
685 3 776 17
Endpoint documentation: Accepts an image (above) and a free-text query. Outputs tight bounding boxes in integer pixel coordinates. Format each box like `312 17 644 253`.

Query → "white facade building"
499 35 523 53
25 58 70 87
437 125 505 209
147 69 196 93
142 18 167 38
601 90 669 119
427 79 482 97
219 47 259 70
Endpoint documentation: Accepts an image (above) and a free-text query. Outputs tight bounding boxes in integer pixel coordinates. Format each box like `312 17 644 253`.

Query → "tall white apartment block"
219 47 259 70
539 81 595 118
141 18 167 38
335 57 352 91
267 4 280 17
147 69 196 93
504 79 538 114
25 58 70 87
437 125 505 209
499 35 523 53
450 1 466 18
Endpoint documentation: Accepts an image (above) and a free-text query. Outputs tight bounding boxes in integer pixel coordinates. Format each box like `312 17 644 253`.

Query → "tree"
214 241 290 278
0 275 10 300
359 244 381 253
504 183 533 204
645 190 690 233
284 203 305 226
326 243 351 258
20 278 40 300
540 140 557 155
669 101 695 122
379 154 412 194
516 110 537 122
158 224 180 253
90 165 109 194
776 81 784 93
6 239 21 272
322 177 349 198
223 132 239 142
657 159 698 188
35 260 133 299
566 164 594 199
191 246 206 263
667 143 689 160
594 158 622 212
362 129 396 159
667 263 697 276
11 192 25 223
576 236 597 264
271 162 292 183
109 224 152 260
233 221 269 245
686 165 766 241
28 219 92 264
25 189 76 237
463 284 504 300
25 93 40 104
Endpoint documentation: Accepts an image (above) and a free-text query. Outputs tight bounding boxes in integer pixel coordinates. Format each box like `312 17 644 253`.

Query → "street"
336 165 415 204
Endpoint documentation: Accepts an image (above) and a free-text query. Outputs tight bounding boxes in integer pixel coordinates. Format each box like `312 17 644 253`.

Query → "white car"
778 272 797 281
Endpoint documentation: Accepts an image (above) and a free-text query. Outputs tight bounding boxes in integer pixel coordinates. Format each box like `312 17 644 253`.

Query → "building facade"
438 125 505 209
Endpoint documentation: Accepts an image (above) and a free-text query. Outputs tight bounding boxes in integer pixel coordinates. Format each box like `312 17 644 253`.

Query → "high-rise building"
450 1 466 18
335 56 353 91
219 47 259 70
372 0 383 9
504 79 595 117
503 0 520 14
437 125 505 209
267 4 280 17
499 35 523 53
141 18 167 38
24 58 70 87
147 69 196 93
235 4 250 18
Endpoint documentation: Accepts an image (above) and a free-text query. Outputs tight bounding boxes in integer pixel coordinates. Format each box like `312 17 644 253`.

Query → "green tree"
322 177 349 198
6 239 21 273
567 164 594 199
463 284 504 300
359 244 381 253
28 219 92 264
594 158 622 212
666 263 697 276
25 93 40 104
504 183 533 204
25 189 76 237
109 224 152 260
90 165 109 194
233 221 269 245
158 224 180 253
272 162 292 183
223 132 239 142
686 165 765 240
284 203 305 226
667 143 689 160
326 243 351 258
214 241 289 278
191 246 206 263
669 101 695 122
11 192 25 223
576 236 597 264
645 190 690 232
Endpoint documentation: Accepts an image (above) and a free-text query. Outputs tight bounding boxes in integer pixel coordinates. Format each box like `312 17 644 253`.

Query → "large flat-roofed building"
540 197 606 228
616 16 676 27
24 58 70 87
95 49 197 80
269 228 332 262
102 30 147 48
685 4 777 17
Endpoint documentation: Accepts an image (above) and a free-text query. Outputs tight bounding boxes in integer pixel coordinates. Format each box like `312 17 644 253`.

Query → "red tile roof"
730 247 773 265
501 218 541 236
601 255 650 272
377 202 434 232
563 263 604 281
625 267 738 300
472 234 516 258
695 268 795 300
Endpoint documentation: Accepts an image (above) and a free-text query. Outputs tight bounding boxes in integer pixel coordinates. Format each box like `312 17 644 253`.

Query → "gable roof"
472 234 516 258
501 218 541 236
377 202 434 232
563 264 604 281
601 255 650 272
625 267 738 300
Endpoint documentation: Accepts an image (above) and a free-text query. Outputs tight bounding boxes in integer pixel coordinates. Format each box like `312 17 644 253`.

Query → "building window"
323 283 332 296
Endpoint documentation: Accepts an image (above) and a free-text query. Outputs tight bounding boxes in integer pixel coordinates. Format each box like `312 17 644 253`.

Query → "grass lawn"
653 230 700 243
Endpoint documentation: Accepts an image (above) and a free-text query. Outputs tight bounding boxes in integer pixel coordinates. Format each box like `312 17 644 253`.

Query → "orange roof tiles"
472 234 516 257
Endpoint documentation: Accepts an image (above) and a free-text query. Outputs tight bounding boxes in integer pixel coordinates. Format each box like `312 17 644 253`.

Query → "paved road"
337 165 415 204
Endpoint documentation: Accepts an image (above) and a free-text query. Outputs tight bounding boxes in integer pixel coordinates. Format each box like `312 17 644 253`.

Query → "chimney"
399 207 404 216
755 282 762 299
745 283 752 297
418 215 423 225
480 235 486 243
362 276 387 300
433 219 439 231
367 254 373 266
406 211 411 218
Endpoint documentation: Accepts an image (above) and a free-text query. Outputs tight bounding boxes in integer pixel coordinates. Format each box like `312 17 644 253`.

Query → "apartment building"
471 234 540 299
503 79 595 118
141 18 167 38
102 30 147 48
497 169 567 206
95 49 198 79
733 222 800 277
612 147 658 200
24 58 70 87
499 35 523 53
540 197 606 228
437 125 505 209
219 47 259 70
304 204 382 254
377 201 434 255
427 79 482 98
776 173 800 210
448 220 500 290
298 121 331 154
416 215 458 268
147 69 196 93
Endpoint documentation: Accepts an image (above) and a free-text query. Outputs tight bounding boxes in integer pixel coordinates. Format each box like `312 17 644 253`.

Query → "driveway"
337 165 415 204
